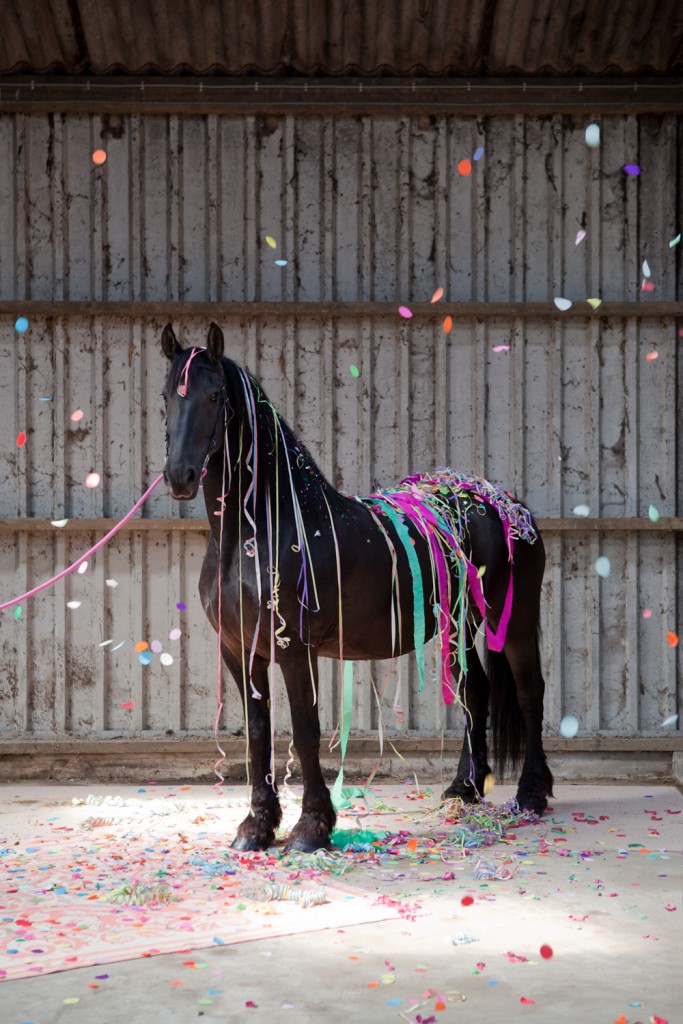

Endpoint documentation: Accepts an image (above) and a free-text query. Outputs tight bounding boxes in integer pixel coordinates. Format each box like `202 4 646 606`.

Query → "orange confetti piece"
430 287 444 303
434 1000 447 1011
645 351 659 362
520 997 536 1005
458 158 472 176
120 701 135 709
367 981 379 988
667 631 679 648
443 315 453 334
615 1016 627 1024
92 149 107 165
407 838 418 854
134 641 149 652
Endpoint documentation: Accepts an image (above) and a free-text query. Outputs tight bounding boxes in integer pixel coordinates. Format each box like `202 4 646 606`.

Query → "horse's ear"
207 322 224 364
161 323 182 360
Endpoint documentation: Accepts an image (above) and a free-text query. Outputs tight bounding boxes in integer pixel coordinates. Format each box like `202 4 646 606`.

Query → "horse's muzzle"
164 464 201 500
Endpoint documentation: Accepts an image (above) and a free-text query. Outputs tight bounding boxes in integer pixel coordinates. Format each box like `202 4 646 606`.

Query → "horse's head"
161 322 227 500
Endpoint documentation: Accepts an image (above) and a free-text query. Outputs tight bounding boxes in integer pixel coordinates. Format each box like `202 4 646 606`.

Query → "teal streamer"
331 660 357 811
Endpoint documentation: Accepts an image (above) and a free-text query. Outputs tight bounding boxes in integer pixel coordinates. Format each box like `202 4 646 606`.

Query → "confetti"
586 298 602 309
584 123 600 147
483 773 495 796
121 701 135 710
641 280 656 292
134 641 149 652
169 628 182 640
151 640 163 653
160 652 174 667
265 236 277 248
643 608 652 619
473 147 484 161
66 601 81 610
176 601 187 611
92 150 107 165
560 715 579 739
461 896 474 906
539 944 553 959
594 555 611 578
623 164 640 176
554 297 572 311
274 259 288 266
669 233 681 248
77 561 88 574
85 472 100 489
349 364 360 378
139 650 153 665
492 344 510 353
109 640 126 651
398 306 413 318
15 316 29 333
14 606 22 619
51 518 69 528
661 715 679 727
430 287 444 303
520 997 535 1005
648 504 660 522
575 229 586 245
70 409 84 422
406 838 418 854
645 351 659 362
99 639 114 647
572 504 590 517
16 431 26 447
443 316 453 334
667 631 679 648
642 259 651 278
458 159 472 176
105 579 118 587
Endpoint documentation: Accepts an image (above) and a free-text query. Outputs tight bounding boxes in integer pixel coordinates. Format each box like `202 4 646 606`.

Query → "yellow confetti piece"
483 772 496 796
265 236 277 249
586 298 602 309
381 974 396 984
64 997 80 1004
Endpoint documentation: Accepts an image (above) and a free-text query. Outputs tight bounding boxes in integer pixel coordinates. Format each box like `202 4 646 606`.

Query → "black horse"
161 322 554 852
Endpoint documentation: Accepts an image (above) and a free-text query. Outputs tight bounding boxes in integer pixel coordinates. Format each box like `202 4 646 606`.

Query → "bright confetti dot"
554 297 572 311
14 316 29 333
473 147 484 161
443 315 453 334
492 344 510 353
77 561 88 575
648 504 660 522
540 944 553 959
641 280 656 292
667 631 679 648
265 236 277 248
572 504 590 517
160 652 174 667
586 298 602 309
645 351 659 362
64 997 80 1005
66 601 81 610
16 431 26 447
623 164 640 176
99 639 113 647
92 150 107 165
430 287 444 303
398 306 413 318
14 606 22 619
594 555 611 578
661 714 679 727
139 650 153 665
575 229 586 245
457 159 472 176
560 715 579 738
642 259 651 278
461 896 474 906
51 519 68 528
584 124 600 147
151 640 163 653
70 409 84 422
85 472 100 489
274 259 288 266
643 608 652 619
121 701 135 710
169 628 182 640
176 601 186 611
105 578 118 587
134 641 149 653
669 233 681 248
349 364 360 378
109 640 126 652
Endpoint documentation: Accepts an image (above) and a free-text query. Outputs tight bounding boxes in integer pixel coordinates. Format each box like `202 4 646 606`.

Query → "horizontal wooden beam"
1 517 682 534
1 300 681 320
1 77 681 115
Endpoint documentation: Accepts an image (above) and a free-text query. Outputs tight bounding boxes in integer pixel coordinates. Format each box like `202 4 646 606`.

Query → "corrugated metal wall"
0 109 681 755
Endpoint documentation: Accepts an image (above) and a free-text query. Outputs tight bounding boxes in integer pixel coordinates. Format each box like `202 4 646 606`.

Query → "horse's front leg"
222 649 282 850
281 652 336 852
444 638 492 802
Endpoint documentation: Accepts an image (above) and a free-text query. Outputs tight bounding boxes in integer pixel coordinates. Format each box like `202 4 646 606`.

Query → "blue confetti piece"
274 259 288 266
139 650 153 665
14 316 29 333
473 147 484 161
212 937 225 945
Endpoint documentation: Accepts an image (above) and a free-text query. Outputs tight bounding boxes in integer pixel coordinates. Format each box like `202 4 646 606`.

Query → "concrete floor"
2 782 681 1024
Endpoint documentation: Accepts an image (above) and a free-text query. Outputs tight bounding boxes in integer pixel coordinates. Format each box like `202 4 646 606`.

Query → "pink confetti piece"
645 351 659 362
398 306 413 318
492 344 510 353
575 229 586 245
641 280 656 292
70 409 84 422
85 472 100 489
430 287 444 303
623 164 640 176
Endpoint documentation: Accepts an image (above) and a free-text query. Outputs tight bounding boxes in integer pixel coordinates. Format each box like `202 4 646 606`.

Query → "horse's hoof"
285 835 330 854
444 781 481 804
231 832 273 852
515 790 549 816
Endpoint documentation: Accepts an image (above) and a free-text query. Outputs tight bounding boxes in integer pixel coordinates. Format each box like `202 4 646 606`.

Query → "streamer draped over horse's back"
161 322 554 853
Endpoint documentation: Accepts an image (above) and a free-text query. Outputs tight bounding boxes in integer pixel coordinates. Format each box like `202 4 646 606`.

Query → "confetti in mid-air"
642 259 651 278
16 431 26 447
77 561 88 575
169 628 182 640
92 150 107 165
105 578 118 587
623 164 640 176
274 259 288 267
539 945 554 960
584 123 600 147
349 364 360 378
645 351 659 362
430 287 444 303
473 147 484 161
160 652 174 667
667 631 679 648
492 345 510 352
70 409 84 422
398 306 413 318
586 298 602 309
661 714 679 727
85 472 100 489
560 715 579 739
15 316 29 333
572 504 590 517
66 601 81 610
554 297 572 311
443 316 453 334
265 236 277 248
648 504 660 522
575 229 586 245
643 608 652 619
594 556 611 578
669 233 681 248
458 159 472 176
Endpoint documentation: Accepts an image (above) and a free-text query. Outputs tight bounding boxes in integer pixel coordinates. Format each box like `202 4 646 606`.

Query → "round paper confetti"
560 715 579 738
121 701 135 710
77 561 88 575
70 409 84 422
14 606 22 619
265 236 277 248
151 640 163 653
554 297 572 311
85 472 100 489
443 315 453 334
349 364 360 378
430 287 444 303
134 641 149 652
584 123 600 148
176 601 187 611
274 259 288 266
14 316 29 333
169 628 182 640
139 650 153 665
594 555 611 578
623 164 640 176
540 944 553 959
648 504 660 522
661 714 678 727
92 150 107 165
642 259 651 278
461 896 474 906
16 431 26 447
105 578 118 587
160 652 174 667
575 229 586 245
458 159 472 176
667 631 679 648
492 344 510 353
473 147 484 161
586 298 602 309
645 351 659 362
572 504 590 517
66 601 81 610
398 306 413 318
51 519 68 528
643 608 652 619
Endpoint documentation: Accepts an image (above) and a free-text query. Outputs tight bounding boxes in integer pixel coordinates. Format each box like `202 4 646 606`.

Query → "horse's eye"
210 392 219 403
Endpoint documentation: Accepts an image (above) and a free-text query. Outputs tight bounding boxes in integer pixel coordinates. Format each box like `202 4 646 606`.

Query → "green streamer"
331 661 361 811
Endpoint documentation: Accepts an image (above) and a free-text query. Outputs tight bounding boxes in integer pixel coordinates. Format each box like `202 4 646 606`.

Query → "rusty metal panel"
2 111 682 305
0 313 680 748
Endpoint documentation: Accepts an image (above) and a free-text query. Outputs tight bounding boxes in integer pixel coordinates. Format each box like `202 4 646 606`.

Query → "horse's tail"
486 624 542 779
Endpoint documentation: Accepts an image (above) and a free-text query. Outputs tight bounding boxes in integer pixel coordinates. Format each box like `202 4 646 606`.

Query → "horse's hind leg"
281 652 336 853
503 634 554 815
223 649 282 851
444 635 492 802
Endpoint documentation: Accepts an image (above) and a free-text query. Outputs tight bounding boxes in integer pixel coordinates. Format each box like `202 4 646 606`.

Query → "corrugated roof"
1 0 682 77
